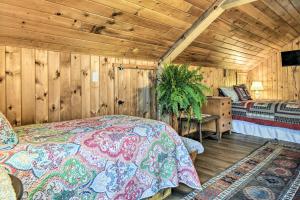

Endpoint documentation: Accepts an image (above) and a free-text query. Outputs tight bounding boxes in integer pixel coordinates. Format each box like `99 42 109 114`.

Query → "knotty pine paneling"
247 37 300 100
35 49 48 123
48 51 60 122
0 47 6 115
5 47 21 126
21 48 35 124
0 45 158 126
0 45 244 126
195 66 243 96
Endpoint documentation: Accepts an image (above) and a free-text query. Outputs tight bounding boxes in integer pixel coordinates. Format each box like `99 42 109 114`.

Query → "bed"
231 100 300 143
0 115 201 200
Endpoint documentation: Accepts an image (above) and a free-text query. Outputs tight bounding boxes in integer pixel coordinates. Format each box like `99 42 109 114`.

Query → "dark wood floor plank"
195 133 267 183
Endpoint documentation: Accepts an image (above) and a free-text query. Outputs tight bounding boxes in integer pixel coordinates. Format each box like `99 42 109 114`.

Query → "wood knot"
112 11 123 17
51 104 56 111
55 70 60 79
5 71 13 76
82 70 88 76
35 60 41 65
83 12 89 17
43 92 48 97
22 21 26 24
91 25 105 34
8 105 12 110
55 12 62 16
106 20 115 25
36 96 44 101
128 27 134 31
104 57 108 62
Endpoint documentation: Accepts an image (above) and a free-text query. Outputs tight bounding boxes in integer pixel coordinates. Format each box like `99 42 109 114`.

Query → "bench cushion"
180 136 204 154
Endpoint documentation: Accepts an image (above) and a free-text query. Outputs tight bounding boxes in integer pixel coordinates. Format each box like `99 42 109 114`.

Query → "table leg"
216 119 221 142
198 122 202 143
178 118 182 136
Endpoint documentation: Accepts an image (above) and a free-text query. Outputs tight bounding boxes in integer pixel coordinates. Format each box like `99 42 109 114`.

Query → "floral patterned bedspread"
0 115 200 200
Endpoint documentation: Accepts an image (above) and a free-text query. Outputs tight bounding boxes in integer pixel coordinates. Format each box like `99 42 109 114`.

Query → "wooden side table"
202 97 232 137
179 114 220 142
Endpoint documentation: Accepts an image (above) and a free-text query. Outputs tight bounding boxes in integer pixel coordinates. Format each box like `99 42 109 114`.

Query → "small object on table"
179 114 220 142
10 175 23 200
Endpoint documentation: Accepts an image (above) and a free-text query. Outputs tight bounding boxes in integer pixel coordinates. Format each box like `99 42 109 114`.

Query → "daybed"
232 100 300 143
219 86 300 143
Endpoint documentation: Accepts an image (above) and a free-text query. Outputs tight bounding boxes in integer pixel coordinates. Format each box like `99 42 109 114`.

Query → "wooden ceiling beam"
159 0 258 64
221 0 257 9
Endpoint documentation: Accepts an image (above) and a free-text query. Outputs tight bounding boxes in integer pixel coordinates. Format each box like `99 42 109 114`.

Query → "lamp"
250 81 264 99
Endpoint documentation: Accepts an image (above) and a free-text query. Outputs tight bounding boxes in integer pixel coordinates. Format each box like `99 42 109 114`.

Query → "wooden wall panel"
1 45 243 126
21 48 35 124
247 37 300 100
1 45 159 126
81 54 91 118
0 46 5 115
60 52 71 121
99 57 115 115
71 53 82 119
35 49 48 123
48 51 60 122
90 55 100 117
5 46 21 126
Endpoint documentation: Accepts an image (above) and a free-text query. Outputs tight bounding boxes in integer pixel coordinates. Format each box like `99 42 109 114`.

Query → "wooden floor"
166 133 268 199
195 133 267 183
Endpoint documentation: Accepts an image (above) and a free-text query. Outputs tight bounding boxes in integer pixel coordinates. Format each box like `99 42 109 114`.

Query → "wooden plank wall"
0 45 157 126
195 67 245 96
0 45 245 126
247 37 300 100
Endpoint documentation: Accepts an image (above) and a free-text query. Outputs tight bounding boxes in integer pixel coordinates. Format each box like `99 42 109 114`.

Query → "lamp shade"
250 81 264 91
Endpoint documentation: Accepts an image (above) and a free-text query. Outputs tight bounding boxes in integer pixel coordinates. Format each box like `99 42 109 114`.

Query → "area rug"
185 141 300 200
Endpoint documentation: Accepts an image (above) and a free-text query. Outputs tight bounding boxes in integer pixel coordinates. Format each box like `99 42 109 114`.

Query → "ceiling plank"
160 0 257 64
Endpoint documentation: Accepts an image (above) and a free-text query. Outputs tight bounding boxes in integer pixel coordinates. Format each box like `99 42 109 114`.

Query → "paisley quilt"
0 115 201 200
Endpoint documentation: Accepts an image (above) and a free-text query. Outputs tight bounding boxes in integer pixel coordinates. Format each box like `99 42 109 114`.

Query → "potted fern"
157 63 210 129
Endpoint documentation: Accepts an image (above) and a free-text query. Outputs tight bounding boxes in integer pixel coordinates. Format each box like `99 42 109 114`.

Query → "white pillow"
220 87 239 102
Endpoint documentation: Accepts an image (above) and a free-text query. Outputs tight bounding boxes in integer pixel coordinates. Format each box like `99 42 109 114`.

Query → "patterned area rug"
185 141 300 200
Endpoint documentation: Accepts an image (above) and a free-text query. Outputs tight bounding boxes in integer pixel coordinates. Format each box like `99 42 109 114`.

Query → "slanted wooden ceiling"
0 0 299 70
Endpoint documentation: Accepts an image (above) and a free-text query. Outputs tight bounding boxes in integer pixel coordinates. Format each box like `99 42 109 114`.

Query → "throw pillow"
234 85 251 101
0 113 18 150
237 84 252 100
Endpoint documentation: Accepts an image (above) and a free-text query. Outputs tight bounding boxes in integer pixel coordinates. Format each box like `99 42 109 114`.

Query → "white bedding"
232 119 300 143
